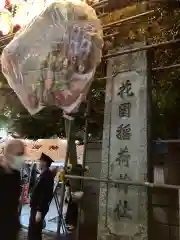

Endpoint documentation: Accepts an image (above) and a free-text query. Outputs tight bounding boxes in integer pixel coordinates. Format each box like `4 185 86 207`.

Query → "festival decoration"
5 0 11 9
1 0 103 114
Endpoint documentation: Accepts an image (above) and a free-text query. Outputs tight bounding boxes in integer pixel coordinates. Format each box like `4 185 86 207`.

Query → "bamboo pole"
103 39 180 59
65 174 180 190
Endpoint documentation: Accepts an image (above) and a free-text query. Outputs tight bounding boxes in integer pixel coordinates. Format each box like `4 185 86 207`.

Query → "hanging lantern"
0 9 13 35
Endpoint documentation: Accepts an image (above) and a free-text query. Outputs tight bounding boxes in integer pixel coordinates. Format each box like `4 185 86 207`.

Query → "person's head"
39 153 53 171
2 139 25 171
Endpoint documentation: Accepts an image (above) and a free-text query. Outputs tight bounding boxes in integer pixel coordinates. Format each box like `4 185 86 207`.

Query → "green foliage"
150 4 180 139
9 106 65 139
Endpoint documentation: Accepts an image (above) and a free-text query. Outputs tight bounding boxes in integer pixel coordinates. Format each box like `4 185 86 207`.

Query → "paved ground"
19 229 73 240
20 198 71 240
19 230 55 240
21 199 67 232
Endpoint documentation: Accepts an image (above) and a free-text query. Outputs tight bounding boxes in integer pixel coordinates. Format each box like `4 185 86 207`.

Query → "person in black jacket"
28 153 54 240
28 162 40 198
0 139 25 240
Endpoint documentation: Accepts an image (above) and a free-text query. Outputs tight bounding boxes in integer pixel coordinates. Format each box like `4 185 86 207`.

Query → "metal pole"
147 47 153 240
64 116 78 167
103 39 180 60
82 92 92 174
76 92 91 240
179 189 180 239
57 117 73 235
91 0 174 12
96 63 180 81
153 139 180 143
64 174 180 190
104 64 114 227
152 63 180 72
103 10 154 30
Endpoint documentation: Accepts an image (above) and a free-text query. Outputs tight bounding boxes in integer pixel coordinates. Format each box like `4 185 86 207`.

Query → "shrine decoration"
1 0 103 115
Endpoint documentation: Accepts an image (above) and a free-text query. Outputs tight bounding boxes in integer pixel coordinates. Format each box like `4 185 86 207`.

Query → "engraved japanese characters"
99 44 148 239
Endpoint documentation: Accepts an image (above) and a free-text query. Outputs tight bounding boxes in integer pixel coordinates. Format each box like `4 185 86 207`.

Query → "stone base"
98 218 147 240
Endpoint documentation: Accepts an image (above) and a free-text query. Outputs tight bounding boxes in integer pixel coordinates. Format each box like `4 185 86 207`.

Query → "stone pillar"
98 43 148 240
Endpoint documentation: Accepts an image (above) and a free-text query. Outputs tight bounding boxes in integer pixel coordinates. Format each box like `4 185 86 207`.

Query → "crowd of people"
0 139 85 240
